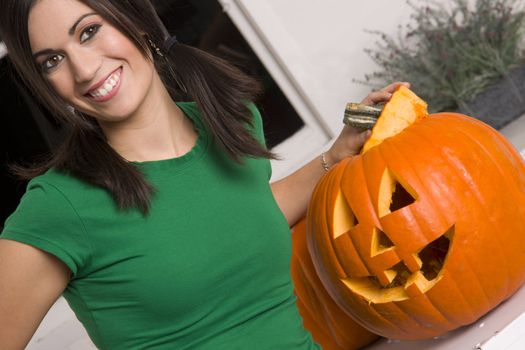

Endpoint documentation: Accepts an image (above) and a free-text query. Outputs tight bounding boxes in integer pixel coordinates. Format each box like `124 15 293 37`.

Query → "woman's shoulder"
24 168 111 212
28 167 93 195
5 169 87 238
3 168 93 278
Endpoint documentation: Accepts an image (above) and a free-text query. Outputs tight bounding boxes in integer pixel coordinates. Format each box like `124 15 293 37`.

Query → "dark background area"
0 0 303 227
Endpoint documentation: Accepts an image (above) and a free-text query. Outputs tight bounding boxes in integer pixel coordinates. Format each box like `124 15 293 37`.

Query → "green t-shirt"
1 102 320 349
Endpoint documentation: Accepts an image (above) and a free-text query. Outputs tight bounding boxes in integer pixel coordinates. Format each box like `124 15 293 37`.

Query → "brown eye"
79 24 101 43
41 54 64 72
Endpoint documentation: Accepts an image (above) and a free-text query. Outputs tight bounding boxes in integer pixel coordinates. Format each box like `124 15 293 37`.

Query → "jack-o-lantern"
307 86 525 340
291 219 379 350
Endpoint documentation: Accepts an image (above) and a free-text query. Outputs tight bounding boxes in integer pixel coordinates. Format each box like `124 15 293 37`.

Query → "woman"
0 0 406 348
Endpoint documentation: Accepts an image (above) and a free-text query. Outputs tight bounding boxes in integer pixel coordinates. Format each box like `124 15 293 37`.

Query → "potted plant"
361 0 525 129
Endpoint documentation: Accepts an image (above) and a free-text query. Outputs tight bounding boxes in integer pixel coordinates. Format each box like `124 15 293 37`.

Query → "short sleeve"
1 180 91 278
247 102 273 179
247 102 268 148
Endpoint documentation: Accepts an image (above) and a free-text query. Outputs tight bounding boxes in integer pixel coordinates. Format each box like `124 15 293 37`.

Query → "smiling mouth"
86 67 122 100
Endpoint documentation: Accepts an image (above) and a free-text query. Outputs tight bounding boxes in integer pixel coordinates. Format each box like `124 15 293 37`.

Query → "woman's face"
28 0 156 123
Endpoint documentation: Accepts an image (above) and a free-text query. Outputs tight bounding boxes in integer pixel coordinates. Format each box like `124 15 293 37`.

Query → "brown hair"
0 0 274 214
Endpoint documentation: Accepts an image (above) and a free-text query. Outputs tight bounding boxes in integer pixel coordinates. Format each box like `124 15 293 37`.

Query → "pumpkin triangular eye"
333 191 357 239
390 180 415 212
378 169 417 217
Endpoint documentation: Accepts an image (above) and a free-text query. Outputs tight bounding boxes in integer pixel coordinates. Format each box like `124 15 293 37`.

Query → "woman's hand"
324 81 410 167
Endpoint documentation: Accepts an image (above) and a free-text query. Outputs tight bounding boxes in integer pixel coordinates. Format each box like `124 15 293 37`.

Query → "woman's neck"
99 74 198 162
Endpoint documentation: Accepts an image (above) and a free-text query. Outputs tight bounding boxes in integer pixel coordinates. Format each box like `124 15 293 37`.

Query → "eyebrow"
68 12 97 35
32 12 98 59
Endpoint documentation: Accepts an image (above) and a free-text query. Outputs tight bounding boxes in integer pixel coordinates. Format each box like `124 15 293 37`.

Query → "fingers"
365 90 393 105
330 127 372 161
353 129 372 152
343 126 372 142
359 129 372 145
361 81 411 105
381 81 410 94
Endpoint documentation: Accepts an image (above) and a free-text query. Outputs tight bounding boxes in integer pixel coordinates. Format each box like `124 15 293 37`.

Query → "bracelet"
320 152 330 172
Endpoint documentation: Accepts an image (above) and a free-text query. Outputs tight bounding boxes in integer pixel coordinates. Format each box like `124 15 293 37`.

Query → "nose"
67 47 101 85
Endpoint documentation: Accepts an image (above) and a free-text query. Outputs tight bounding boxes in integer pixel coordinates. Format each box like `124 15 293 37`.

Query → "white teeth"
89 69 121 98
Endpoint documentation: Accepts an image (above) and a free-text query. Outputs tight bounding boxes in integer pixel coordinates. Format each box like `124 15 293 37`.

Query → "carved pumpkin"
307 86 525 340
291 219 379 350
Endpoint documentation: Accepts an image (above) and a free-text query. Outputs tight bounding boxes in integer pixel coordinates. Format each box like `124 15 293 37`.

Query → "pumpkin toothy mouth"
334 168 453 303
341 229 452 303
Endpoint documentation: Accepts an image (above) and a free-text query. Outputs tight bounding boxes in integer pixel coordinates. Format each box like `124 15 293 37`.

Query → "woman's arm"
271 82 409 227
0 239 70 349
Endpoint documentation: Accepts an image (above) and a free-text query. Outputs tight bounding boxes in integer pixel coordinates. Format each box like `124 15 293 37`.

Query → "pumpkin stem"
343 103 383 131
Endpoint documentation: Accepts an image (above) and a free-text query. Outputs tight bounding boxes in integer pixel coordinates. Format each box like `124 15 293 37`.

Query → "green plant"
361 0 525 112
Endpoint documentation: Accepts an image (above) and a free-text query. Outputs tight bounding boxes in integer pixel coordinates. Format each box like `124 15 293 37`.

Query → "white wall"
229 0 423 136
223 0 459 179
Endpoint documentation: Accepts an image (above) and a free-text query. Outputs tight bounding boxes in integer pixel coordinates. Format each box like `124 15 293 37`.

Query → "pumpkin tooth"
378 269 398 286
